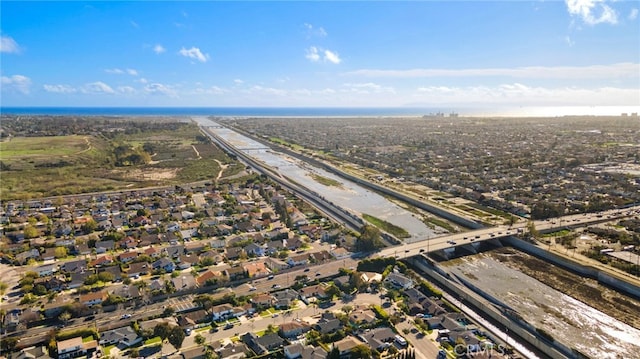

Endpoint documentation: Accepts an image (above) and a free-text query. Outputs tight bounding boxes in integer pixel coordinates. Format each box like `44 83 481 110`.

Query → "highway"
378 207 640 258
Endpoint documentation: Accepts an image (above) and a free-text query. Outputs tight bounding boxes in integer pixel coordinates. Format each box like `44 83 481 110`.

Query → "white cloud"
306 46 320 62
43 84 77 94
82 81 115 94
565 0 618 25
412 83 639 106
1 74 31 94
629 8 638 20
246 85 287 96
105 68 124 74
346 63 639 80
1 35 21 54
324 50 341 64
130 20 139 28
306 46 341 64
178 46 209 62
304 23 327 38
144 83 177 97
137 78 149 84
565 36 575 47
234 79 244 85
342 82 395 94
118 86 136 94
153 44 166 54
105 68 138 76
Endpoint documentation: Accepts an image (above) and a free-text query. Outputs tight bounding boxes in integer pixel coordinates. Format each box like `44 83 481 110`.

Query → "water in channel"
442 249 640 359
194 117 438 242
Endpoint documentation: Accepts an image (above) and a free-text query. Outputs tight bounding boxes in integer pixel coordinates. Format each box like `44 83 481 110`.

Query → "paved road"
378 206 640 259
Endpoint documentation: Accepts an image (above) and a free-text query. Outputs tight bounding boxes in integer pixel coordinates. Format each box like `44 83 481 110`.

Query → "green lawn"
144 336 162 345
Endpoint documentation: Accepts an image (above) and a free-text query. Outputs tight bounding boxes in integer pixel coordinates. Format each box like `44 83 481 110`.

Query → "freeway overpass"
379 207 640 258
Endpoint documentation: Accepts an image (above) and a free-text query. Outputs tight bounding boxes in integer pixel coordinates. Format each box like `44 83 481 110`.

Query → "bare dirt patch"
124 168 178 180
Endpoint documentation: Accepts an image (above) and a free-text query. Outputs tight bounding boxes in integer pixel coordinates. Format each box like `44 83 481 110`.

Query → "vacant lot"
0 123 242 200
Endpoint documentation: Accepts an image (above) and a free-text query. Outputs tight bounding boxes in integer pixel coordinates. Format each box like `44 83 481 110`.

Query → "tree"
54 247 68 259
81 219 98 234
154 322 172 340
356 225 383 252
168 326 185 350
265 324 279 335
325 284 341 299
59 311 71 324
194 334 206 346
129 348 140 358
327 346 340 359
351 345 372 359
23 225 39 239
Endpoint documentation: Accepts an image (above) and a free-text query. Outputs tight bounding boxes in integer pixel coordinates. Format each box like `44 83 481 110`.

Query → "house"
69 272 89 289
257 333 285 352
172 274 197 291
384 272 414 290
40 248 57 261
211 303 234 321
265 257 288 271
177 255 199 270
251 293 274 309
216 342 248 359
16 248 40 264
127 262 149 278
287 253 310 267
36 264 58 277
332 336 361 358
331 247 352 260
118 251 139 263
225 247 244 261
144 246 162 258
164 244 185 258
89 255 114 268
315 317 342 334
56 337 83 359
279 321 312 338
196 269 223 287
284 343 327 359
80 290 107 306
60 259 87 274
266 240 284 254
299 285 328 301
244 243 265 257
57 336 97 359
241 333 267 356
13 345 52 359
284 236 303 251
152 257 176 273
243 262 270 278
309 250 332 264
99 326 142 347
349 309 377 325
273 289 299 309
181 346 207 359
95 240 115 253
225 266 246 281
360 327 396 351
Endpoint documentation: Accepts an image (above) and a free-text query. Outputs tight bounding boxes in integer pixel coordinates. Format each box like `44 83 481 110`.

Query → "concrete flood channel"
196 117 640 358
441 248 640 359
195 117 438 241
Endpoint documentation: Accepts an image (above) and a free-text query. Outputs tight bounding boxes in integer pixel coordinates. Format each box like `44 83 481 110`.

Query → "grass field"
310 173 343 188
0 124 242 201
362 213 411 238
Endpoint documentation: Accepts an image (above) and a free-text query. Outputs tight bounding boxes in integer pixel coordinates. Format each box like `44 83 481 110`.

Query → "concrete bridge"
379 207 640 259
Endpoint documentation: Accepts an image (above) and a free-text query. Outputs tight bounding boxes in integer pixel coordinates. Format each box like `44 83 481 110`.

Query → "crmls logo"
453 344 507 356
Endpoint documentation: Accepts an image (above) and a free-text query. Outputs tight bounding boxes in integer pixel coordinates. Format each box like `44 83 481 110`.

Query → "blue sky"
1 1 639 113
